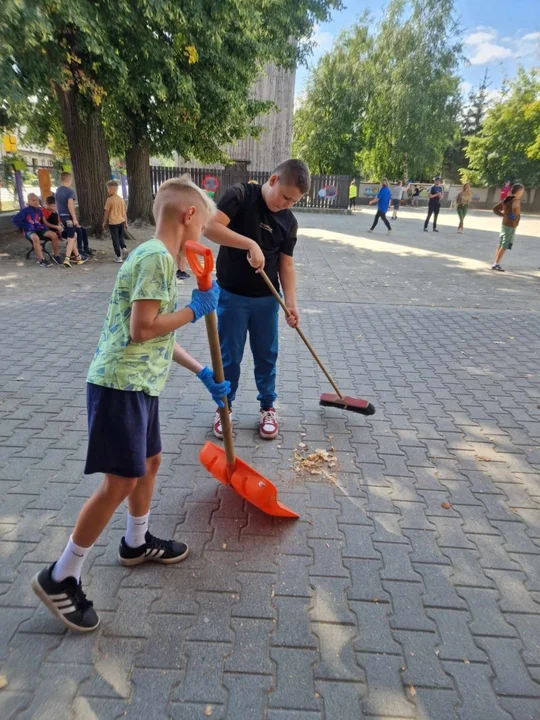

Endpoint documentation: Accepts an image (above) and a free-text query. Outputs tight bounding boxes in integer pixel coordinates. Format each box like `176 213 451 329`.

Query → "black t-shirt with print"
216 183 298 297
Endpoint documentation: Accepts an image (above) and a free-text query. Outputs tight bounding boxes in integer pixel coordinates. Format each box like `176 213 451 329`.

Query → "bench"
25 234 54 263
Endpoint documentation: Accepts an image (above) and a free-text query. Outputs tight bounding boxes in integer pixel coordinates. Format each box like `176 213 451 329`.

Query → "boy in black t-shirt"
424 176 443 232
205 159 310 440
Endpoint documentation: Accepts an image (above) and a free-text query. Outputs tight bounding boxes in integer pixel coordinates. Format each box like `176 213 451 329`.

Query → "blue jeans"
217 288 279 409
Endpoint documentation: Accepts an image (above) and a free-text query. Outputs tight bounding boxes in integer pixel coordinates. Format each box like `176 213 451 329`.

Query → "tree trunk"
126 144 155 225
56 86 110 236
403 153 409 182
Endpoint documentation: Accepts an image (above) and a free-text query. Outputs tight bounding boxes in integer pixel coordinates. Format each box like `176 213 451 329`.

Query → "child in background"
42 196 64 247
55 172 88 266
349 180 358 209
176 249 191 281
12 193 61 267
455 183 471 234
205 159 310 440
103 180 128 263
32 176 229 632
424 176 443 233
391 180 408 220
368 179 392 233
491 183 524 272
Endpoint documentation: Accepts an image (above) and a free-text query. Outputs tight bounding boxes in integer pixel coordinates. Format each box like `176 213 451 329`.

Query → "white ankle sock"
52 535 92 583
125 512 150 549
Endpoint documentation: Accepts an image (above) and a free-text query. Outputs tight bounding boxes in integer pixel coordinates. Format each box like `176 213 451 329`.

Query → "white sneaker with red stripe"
259 408 279 440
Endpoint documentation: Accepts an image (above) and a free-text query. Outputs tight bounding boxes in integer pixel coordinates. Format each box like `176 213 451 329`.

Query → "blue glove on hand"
186 281 220 323
197 366 231 408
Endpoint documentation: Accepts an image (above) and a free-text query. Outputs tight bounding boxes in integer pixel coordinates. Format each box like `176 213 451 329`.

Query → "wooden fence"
149 166 351 209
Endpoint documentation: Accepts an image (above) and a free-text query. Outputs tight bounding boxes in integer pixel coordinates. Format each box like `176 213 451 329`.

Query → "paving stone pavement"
1 209 540 719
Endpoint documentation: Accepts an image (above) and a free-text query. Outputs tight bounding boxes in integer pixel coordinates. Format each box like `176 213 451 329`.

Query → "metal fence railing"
1 161 351 213
150 166 351 210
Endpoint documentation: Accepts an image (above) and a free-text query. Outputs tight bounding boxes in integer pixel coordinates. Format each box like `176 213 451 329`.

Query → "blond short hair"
155 174 216 216
106 180 119 189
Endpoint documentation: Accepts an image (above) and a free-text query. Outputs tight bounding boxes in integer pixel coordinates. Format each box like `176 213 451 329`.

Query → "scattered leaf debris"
409 684 417 697
441 501 453 510
293 445 338 483
204 706 213 717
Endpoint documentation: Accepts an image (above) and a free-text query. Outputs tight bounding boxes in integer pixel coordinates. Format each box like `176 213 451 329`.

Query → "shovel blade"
199 442 299 518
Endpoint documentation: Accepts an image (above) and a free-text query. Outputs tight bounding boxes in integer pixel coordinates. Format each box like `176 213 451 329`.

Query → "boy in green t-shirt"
32 176 230 632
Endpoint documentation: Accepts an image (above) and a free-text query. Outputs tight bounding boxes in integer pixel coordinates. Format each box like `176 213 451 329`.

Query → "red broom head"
319 394 376 416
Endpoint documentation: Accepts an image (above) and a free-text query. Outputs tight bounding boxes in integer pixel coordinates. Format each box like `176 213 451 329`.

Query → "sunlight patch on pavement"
301 227 537 277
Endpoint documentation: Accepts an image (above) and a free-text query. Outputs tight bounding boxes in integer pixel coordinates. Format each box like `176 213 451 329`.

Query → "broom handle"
204 312 236 469
259 268 345 401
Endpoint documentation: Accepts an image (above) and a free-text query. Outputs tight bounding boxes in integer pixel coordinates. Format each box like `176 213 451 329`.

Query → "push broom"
259 269 375 416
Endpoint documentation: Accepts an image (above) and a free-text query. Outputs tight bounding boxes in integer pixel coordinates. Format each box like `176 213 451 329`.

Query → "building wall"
177 64 295 171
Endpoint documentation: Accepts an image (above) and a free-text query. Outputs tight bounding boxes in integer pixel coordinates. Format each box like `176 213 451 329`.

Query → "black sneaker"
53 255 62 265
433 228 439 232
176 270 191 281
423 228 428 232
118 531 189 566
37 259 51 268
31 564 99 632
86 248 96 256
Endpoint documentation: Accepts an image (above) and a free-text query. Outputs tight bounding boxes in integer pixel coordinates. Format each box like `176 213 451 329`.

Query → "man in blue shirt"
368 179 392 234
424 176 443 232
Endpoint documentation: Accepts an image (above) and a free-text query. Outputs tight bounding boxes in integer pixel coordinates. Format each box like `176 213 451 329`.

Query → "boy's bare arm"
130 299 195 343
493 201 504 216
279 253 299 328
205 211 265 270
67 198 79 226
172 342 203 373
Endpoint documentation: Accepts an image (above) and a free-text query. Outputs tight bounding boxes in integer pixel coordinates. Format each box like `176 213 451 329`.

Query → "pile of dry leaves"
292 443 339 483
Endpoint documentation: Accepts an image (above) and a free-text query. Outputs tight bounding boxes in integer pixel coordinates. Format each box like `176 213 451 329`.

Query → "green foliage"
293 0 462 180
293 20 371 174
103 0 342 162
361 0 462 180
443 70 491 182
464 68 540 187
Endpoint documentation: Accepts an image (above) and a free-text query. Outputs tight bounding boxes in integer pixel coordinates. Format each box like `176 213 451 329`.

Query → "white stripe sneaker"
31 564 100 632
118 530 189 566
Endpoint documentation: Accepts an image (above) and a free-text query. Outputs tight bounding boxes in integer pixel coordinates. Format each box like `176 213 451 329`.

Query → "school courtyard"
1 206 540 719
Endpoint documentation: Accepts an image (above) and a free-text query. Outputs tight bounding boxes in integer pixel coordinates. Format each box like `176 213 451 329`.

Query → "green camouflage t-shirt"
87 239 177 396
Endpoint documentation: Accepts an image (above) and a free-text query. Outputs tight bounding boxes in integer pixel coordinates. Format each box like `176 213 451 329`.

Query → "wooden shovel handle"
258 268 344 401
185 241 236 470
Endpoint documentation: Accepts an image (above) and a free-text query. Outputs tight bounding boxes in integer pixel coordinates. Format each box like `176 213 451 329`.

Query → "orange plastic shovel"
185 241 299 519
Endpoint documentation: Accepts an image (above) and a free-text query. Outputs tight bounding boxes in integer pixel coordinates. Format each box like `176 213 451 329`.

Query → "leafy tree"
292 0 462 180
1 0 342 229
443 70 491 182
105 0 343 223
0 1 120 233
361 0 462 181
464 68 540 192
293 20 372 175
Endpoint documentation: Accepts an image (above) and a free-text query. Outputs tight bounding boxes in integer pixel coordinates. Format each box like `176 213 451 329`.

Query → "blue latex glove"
197 366 231 408
186 281 220 323
508 212 516 220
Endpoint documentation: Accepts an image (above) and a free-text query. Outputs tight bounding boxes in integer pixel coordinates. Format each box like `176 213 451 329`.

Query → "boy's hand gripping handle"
185 241 236 477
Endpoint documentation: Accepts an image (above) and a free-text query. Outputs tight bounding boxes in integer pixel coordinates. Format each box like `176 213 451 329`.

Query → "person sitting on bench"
12 193 60 267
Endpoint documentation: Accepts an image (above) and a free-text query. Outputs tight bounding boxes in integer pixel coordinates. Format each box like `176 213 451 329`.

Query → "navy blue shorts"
60 214 76 239
84 383 161 478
